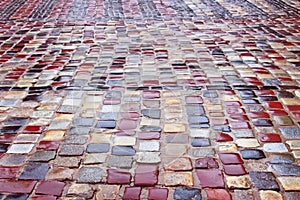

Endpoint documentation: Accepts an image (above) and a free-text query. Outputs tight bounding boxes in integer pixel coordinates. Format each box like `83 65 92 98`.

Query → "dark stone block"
141 109 161 119
240 149 265 159
97 120 116 129
191 138 210 147
174 187 201 200
186 105 205 116
269 154 295 164
271 164 300 176
188 116 209 124
87 143 110 153
140 126 162 132
253 119 273 127
19 162 49 180
249 172 279 190
279 127 300 139
112 146 135 156
73 118 95 126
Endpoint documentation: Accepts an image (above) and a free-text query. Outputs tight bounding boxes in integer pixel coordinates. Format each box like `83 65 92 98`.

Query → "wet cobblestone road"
0 0 300 199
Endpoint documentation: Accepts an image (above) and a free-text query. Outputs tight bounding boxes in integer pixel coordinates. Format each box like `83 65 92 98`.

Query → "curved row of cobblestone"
0 0 299 21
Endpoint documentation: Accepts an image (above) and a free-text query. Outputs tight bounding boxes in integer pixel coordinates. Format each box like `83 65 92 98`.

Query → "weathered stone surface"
164 172 193 186
19 162 49 180
164 157 192 171
278 177 300 191
67 184 94 198
96 185 120 200
225 175 252 189
173 187 201 200
259 190 283 200
46 167 75 181
249 172 279 190
137 152 161 163
109 156 133 168
77 167 103 183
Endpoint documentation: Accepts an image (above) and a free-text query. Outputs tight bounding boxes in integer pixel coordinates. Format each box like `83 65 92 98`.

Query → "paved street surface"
0 0 300 199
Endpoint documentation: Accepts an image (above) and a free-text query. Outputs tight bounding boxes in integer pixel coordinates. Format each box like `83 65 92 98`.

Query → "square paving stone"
164 172 194 186
263 143 288 152
279 127 300 139
109 155 133 168
84 153 107 164
173 187 201 200
0 99 18 106
73 118 95 126
137 152 161 163
252 119 273 127
123 187 141 200
141 109 161 119
77 167 103 183
205 189 231 200
148 188 169 200
87 143 110 153
59 145 84 156
57 105 79 113
231 190 253 200
0 180 37 193
140 125 162 132
0 166 20 179
107 169 131 184
4 194 28 200
225 175 252 189
97 120 116 129
269 154 295 164
134 165 158 186
29 151 56 161
0 154 26 166
112 146 136 156
191 148 215 157
223 164 247 176
14 134 40 143
186 105 206 115
0 144 9 153
249 172 279 190
7 144 34 154
67 183 93 198
4 117 28 126
139 141 160 151
99 112 118 120
188 116 209 124
278 177 300 191
196 169 225 188
191 138 211 147
36 181 65 196
68 127 91 135
219 153 244 164
0 126 22 134
48 121 71 130
271 164 300 176
118 119 138 130
240 149 265 160
195 158 219 169
114 136 136 146
284 192 300 200
20 162 49 180
64 135 89 144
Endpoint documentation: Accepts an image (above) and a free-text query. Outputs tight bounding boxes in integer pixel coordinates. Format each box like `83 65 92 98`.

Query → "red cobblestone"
0 180 37 193
134 165 158 186
35 181 65 196
123 187 141 200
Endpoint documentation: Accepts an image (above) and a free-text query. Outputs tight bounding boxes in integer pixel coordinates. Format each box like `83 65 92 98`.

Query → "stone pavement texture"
0 0 300 199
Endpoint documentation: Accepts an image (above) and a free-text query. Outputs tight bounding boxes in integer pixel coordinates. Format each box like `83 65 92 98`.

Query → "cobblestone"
0 0 299 198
